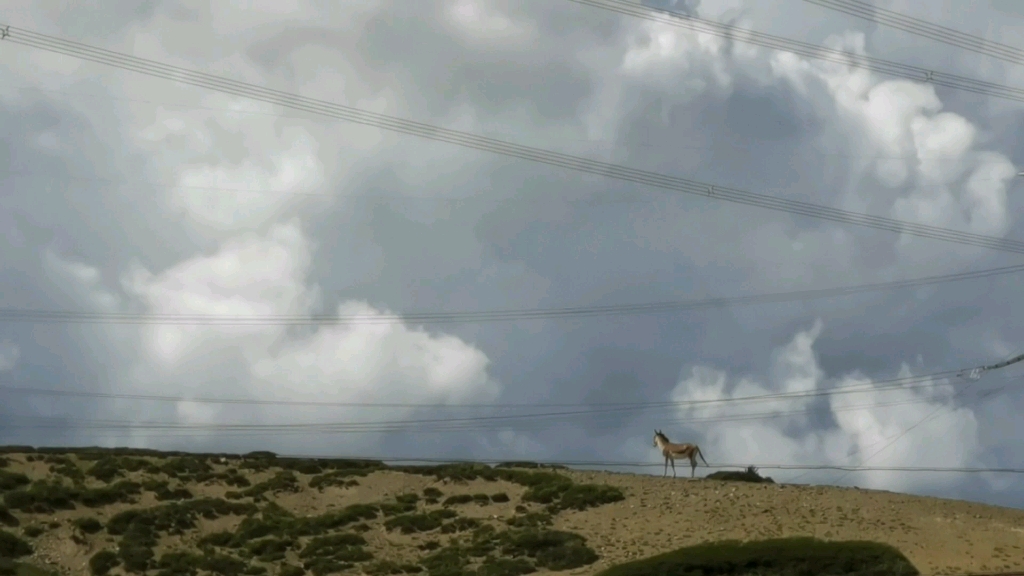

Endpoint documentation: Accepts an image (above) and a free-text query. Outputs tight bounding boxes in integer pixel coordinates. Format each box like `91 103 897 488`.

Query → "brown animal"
652 429 708 478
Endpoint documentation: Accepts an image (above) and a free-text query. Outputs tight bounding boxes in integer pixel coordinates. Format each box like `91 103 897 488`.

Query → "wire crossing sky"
3 24 1024 254
801 0 1024 66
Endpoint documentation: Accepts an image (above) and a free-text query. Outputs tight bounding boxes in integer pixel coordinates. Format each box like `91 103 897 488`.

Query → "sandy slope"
3 453 1024 576
555 470 1024 575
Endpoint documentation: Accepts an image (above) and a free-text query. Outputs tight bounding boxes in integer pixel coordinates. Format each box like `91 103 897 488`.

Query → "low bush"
243 537 294 562
241 471 300 498
551 484 625 512
0 458 7 469
706 465 775 484
0 530 32 559
86 457 156 483
3 480 76 513
299 533 373 576
422 487 443 499
73 517 104 535
440 517 480 534
0 471 29 492
506 512 552 529
383 510 457 534
278 564 304 576
442 494 473 507
308 469 373 490
21 526 43 538
593 537 919 576
364 560 423 575
499 529 598 571
490 492 510 503
0 508 16 528
105 498 257 573
89 550 120 576
476 557 536 576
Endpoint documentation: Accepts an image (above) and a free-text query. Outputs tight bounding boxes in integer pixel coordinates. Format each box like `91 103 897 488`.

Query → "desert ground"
1 448 1023 576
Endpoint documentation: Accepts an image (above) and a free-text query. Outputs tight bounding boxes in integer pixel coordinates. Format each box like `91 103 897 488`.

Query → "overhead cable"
2 262 1024 326
801 0 1024 66
2 25 1024 254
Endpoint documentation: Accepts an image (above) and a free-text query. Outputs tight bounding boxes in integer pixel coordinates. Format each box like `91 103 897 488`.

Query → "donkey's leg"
670 457 676 478
664 457 668 477
691 456 697 478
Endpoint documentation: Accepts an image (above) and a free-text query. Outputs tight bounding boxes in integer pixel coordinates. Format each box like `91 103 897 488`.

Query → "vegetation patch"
73 517 104 535
593 537 919 576
86 456 160 483
106 498 256 573
299 533 373 576
365 560 423 575
442 494 473 507
383 510 458 534
0 530 33 559
706 465 776 484
0 508 16 529
0 471 29 493
241 471 300 499
506 512 552 529
89 550 120 576
308 467 374 491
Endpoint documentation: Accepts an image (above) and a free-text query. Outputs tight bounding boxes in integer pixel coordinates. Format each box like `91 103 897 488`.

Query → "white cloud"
44 220 500 453
668 320 982 495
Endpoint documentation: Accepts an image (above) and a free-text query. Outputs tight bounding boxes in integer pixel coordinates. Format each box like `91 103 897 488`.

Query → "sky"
2 0 1024 509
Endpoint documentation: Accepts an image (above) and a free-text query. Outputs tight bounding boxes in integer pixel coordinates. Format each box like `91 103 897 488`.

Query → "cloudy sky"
2 0 1024 509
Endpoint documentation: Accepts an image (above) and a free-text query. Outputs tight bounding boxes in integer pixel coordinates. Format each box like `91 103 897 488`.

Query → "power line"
0 365 984 410
801 0 1024 67
3 26 1024 255
2 371 1019 440
3 261 1024 326
4 86 1018 167
567 0 1024 104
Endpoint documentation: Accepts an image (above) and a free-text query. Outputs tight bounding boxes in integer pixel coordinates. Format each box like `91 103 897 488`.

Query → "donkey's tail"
697 446 709 467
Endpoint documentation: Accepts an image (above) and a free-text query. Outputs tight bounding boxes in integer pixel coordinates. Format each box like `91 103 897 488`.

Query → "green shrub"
160 457 213 478
87 456 154 483
593 537 919 576
364 560 423 575
0 508 16 528
497 529 597 571
442 494 473 507
0 530 32 559
706 465 776 484
422 487 443 499
506 512 552 529
0 471 29 492
476 557 535 576
242 471 300 497
472 493 491 505
383 510 457 534
3 480 76 513
551 484 625 512
89 550 121 576
440 517 480 534
79 481 142 507
490 492 510 503
278 564 305 576
420 545 468 576
0 458 7 469
20 526 43 538
308 469 372 490
73 517 104 535
244 537 294 562
299 533 373 576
